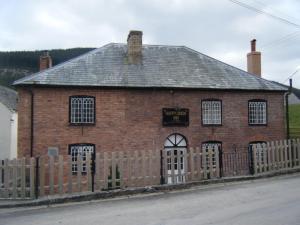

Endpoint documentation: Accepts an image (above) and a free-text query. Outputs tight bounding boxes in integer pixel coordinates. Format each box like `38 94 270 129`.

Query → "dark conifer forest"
0 48 95 88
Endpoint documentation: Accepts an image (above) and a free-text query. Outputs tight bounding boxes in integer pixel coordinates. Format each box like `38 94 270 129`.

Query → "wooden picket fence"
0 147 220 199
37 155 93 197
252 139 300 174
2 139 300 199
93 150 161 190
0 158 35 199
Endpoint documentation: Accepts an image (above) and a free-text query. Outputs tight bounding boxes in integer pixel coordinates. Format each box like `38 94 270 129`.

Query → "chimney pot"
127 30 143 64
251 39 256 52
247 39 261 77
39 51 52 71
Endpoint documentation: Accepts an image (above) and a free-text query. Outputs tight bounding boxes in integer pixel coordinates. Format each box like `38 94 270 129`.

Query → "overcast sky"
0 0 299 88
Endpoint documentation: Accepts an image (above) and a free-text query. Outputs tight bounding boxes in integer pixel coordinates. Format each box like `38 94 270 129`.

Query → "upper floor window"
202 100 222 125
70 96 95 124
248 100 267 125
69 143 95 174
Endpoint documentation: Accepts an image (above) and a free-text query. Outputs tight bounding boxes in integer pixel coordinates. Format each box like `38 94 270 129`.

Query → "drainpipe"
29 88 34 157
285 79 292 140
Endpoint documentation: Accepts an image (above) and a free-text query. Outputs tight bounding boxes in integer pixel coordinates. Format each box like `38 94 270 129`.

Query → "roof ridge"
111 43 186 48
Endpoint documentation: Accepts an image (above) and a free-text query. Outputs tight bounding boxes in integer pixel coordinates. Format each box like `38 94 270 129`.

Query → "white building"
0 85 18 159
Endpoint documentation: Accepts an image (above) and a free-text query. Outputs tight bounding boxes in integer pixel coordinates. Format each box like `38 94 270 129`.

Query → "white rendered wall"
0 102 12 159
10 112 18 158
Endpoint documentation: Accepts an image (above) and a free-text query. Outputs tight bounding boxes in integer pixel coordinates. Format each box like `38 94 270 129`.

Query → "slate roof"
14 43 287 91
0 85 18 112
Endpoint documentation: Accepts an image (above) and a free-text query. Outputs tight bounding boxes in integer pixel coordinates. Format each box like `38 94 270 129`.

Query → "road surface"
1 174 300 225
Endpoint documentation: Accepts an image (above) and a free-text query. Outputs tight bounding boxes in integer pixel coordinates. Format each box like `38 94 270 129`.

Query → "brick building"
14 31 287 175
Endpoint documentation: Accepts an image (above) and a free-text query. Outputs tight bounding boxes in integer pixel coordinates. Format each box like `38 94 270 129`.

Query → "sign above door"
162 108 189 127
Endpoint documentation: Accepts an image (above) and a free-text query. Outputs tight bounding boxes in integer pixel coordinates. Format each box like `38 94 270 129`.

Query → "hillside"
289 104 300 138
0 48 95 88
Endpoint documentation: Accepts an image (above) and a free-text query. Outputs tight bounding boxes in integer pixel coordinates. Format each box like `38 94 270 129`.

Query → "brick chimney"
127 30 143 64
247 39 261 77
39 51 52 71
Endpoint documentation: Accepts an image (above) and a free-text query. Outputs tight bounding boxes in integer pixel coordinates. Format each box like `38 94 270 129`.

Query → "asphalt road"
1 174 300 225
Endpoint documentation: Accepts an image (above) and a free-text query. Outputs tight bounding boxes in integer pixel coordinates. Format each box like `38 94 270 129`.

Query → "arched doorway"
164 133 187 184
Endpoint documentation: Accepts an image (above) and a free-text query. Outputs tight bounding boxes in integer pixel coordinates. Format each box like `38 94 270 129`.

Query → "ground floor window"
248 141 266 174
69 144 95 174
202 141 222 168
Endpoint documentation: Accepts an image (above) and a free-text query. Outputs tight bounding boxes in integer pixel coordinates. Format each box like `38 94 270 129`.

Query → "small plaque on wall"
162 108 189 126
48 147 59 156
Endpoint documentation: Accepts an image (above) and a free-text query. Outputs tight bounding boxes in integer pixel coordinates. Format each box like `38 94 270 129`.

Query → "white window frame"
202 100 222 125
248 100 267 125
69 144 95 174
70 96 95 124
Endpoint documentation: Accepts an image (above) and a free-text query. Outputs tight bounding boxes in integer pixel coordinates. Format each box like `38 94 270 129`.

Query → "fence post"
189 147 194 181
296 138 300 166
160 150 165 184
215 146 220 178
86 154 92 192
77 155 82 192
4 159 9 198
291 139 296 167
271 141 275 171
119 151 124 188
91 152 95 192
288 139 292 168
49 156 54 195
195 147 201 179
279 140 284 169
170 150 175 184
284 140 288 168
262 143 267 172
111 152 116 189
12 159 17 198
67 155 73 194
103 152 108 190
58 155 64 195
39 156 45 197
30 158 35 198
202 150 207 179
252 144 257 175
21 158 26 198
267 142 271 172
35 157 39 199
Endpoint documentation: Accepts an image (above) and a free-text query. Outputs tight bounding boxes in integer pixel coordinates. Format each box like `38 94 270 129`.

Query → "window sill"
248 124 268 126
202 124 222 127
69 123 96 126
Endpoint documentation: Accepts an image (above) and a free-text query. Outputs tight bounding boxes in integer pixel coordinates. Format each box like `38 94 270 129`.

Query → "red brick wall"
17 87 286 157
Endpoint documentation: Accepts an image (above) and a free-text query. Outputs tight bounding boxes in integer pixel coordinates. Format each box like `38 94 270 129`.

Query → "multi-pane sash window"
202 142 221 168
69 144 95 174
202 100 222 125
70 96 95 124
248 100 267 125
